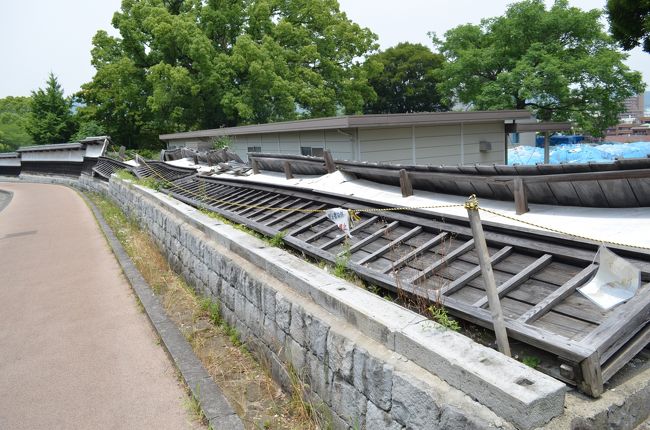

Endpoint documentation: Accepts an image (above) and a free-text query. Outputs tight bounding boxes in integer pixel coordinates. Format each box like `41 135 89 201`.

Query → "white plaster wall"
20 149 85 162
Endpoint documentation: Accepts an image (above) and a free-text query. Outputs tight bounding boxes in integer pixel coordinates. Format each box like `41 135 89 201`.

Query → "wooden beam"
517 264 597 324
323 149 336 173
338 221 400 256
579 282 650 357
601 324 650 381
466 200 511 356
409 239 475 284
513 177 529 214
288 214 329 236
474 254 553 308
265 201 315 226
251 157 260 174
255 198 301 222
439 246 513 296
320 216 379 250
382 232 448 274
579 353 603 398
399 169 413 197
356 226 422 265
275 204 326 231
283 160 293 179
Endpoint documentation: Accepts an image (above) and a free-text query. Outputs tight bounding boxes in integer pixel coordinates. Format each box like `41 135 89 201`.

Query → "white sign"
325 208 353 238
578 246 641 310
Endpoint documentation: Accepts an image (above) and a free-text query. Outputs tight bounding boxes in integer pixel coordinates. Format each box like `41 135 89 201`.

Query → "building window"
301 146 324 157
247 146 261 153
510 132 520 144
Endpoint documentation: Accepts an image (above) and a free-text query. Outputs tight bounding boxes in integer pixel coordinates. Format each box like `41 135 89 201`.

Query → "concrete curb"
78 191 244 430
0 188 13 213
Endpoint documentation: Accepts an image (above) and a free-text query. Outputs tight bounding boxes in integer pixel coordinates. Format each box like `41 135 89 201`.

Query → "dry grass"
87 192 322 430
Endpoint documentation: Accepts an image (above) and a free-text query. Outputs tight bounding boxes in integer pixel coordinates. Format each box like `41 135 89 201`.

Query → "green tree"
79 0 378 148
363 42 448 114
433 0 645 136
607 0 650 53
0 96 33 151
27 73 76 145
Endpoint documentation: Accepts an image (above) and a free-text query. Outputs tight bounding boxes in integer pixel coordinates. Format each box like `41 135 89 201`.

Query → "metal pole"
543 131 550 164
464 195 511 356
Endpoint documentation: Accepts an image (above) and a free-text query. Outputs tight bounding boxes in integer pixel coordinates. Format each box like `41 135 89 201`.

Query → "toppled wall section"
105 177 567 430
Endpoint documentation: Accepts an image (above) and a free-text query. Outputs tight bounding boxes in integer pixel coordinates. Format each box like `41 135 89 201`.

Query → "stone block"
307 352 334 406
287 338 307 374
306 314 329 361
275 293 292 333
440 405 490 430
261 286 276 318
390 371 441 429
366 400 402 430
330 376 367 428
363 354 393 411
289 303 306 346
326 329 355 382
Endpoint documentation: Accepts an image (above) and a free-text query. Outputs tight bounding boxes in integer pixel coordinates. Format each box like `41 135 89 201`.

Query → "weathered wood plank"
283 160 293 179
513 178 529 214
518 265 598 323
579 282 650 357
319 216 379 250
382 232 448 274
356 226 422 265
399 169 413 197
474 254 553 308
288 214 329 236
340 221 399 256
410 239 475 284
440 246 514 296
254 198 301 223
601 324 650 381
275 205 326 231
323 149 336 174
265 201 315 227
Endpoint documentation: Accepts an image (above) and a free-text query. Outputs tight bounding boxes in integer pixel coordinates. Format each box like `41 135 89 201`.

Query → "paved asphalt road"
0 182 199 429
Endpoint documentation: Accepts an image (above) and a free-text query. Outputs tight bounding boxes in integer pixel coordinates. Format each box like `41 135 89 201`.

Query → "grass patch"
87 191 315 429
522 356 541 369
428 304 461 331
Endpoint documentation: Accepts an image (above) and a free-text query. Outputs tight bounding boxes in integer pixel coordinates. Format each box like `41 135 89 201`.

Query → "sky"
0 0 647 99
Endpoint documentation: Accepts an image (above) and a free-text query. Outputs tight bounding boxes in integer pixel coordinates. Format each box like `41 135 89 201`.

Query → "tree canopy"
27 73 76 145
79 0 378 148
607 0 650 53
363 42 448 114
433 0 645 136
0 96 33 151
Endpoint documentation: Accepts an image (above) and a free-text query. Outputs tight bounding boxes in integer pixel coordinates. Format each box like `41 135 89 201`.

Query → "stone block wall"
106 178 518 430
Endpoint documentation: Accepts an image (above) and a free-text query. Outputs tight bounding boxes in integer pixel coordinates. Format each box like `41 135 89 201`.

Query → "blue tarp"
534 135 584 147
508 141 650 165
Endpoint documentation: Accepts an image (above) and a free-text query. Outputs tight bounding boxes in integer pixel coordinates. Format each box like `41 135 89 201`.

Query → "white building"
160 111 533 165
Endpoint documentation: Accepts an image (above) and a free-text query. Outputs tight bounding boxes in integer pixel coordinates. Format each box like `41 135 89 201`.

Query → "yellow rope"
134 159 649 251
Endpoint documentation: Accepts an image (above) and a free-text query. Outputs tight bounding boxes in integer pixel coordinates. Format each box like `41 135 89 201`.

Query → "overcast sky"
0 0 647 99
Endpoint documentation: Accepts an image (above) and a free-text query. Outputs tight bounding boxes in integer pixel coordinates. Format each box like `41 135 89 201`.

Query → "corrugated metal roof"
159 110 533 141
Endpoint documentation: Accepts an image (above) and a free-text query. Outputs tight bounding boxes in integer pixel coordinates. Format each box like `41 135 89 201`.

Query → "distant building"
619 93 645 123
160 110 533 166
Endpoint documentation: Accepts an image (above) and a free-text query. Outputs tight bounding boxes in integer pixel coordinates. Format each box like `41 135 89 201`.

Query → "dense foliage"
0 96 33 151
79 0 378 149
607 0 650 53
363 42 448 114
433 0 645 136
26 73 76 145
